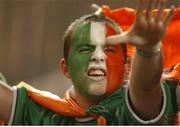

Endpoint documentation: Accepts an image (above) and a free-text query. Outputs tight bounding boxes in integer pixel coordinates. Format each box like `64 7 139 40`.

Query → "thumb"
106 33 130 45
107 33 146 46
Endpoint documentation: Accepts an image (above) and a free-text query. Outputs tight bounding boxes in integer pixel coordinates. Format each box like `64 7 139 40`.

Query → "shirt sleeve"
9 84 75 125
10 85 44 125
9 85 65 125
124 80 177 125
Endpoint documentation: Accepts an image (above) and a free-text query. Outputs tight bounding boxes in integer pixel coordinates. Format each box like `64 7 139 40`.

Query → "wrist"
136 42 162 58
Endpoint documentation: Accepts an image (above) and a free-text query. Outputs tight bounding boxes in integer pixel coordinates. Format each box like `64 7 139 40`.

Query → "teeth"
89 70 104 76
87 68 106 81
88 76 105 82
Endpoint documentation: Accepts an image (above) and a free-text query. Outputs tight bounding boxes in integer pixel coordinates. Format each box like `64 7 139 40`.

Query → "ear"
60 58 71 79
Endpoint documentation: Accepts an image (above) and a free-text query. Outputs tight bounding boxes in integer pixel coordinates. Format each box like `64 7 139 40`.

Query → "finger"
91 4 101 12
152 0 159 16
106 34 146 46
155 0 165 22
154 0 159 9
145 0 154 20
136 0 144 21
164 5 175 26
91 4 102 16
106 33 130 45
130 36 146 46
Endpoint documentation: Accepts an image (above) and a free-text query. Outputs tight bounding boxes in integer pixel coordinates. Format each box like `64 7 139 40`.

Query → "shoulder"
11 82 68 125
162 79 179 100
162 79 180 111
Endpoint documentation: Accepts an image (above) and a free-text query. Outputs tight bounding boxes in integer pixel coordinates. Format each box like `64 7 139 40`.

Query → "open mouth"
87 67 107 81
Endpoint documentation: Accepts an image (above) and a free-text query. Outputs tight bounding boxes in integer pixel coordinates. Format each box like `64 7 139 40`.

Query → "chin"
88 79 107 96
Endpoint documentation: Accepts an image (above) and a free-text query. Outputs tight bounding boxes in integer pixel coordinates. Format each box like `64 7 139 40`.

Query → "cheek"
68 54 92 95
70 53 92 68
68 53 91 80
105 49 125 95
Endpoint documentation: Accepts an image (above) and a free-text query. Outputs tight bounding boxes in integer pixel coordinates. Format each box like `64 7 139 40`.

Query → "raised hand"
107 0 175 51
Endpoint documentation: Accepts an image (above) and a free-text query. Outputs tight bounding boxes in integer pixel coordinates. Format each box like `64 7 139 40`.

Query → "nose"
91 56 104 62
91 46 106 62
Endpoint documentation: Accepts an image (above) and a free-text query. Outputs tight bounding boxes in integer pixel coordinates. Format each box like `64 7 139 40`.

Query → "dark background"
0 0 179 96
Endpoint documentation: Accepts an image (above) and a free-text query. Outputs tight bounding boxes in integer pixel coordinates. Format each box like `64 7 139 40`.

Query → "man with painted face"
0 0 179 125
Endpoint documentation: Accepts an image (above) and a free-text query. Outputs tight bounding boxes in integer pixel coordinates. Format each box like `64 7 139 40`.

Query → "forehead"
71 20 117 46
90 21 105 45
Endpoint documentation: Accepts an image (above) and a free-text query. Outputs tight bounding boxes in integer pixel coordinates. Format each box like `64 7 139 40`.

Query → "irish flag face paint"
68 20 124 99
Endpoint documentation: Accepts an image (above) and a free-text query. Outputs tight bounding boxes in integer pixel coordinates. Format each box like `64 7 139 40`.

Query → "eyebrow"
76 43 95 48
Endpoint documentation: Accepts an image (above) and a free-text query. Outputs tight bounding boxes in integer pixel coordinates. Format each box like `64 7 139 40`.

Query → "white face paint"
87 21 107 96
90 21 106 45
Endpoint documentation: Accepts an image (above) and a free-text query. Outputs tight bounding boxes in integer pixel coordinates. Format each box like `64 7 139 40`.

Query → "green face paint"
68 22 95 98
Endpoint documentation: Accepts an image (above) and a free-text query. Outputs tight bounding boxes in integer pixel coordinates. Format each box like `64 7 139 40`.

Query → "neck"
68 86 99 109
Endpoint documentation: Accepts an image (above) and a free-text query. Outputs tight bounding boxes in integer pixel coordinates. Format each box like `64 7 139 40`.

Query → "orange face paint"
105 24 125 95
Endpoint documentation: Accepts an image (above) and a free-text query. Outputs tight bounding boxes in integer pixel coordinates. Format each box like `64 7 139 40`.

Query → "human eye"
78 46 92 53
104 46 116 54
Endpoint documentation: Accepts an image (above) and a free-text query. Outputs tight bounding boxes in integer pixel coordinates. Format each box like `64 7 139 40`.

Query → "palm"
128 15 165 47
107 0 174 48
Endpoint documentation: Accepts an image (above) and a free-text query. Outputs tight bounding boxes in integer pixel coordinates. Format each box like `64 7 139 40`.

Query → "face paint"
105 24 125 96
88 22 107 95
68 20 124 99
68 22 93 98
